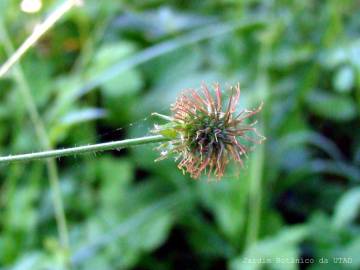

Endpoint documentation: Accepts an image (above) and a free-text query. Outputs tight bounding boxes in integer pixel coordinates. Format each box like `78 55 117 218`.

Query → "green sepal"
153 123 178 139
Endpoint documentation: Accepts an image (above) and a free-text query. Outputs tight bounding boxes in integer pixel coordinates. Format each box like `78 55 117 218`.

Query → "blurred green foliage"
1 0 360 269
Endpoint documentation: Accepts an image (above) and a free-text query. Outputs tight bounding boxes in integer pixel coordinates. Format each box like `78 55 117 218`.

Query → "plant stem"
0 18 71 259
0 135 168 164
245 40 270 249
0 0 81 78
245 124 265 248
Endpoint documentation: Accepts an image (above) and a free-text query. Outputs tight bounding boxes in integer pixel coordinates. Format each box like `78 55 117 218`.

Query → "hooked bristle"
154 82 265 179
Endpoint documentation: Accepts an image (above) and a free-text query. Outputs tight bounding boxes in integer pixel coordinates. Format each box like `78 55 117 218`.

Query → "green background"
1 0 360 269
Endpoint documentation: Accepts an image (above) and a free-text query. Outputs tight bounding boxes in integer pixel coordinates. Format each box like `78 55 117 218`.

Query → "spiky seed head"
153 82 265 180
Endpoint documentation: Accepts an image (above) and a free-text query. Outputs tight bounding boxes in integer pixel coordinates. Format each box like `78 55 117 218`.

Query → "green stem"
0 135 168 164
0 18 72 260
245 39 270 249
245 126 265 247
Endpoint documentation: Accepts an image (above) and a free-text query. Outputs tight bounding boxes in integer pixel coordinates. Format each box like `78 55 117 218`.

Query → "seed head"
153 83 265 180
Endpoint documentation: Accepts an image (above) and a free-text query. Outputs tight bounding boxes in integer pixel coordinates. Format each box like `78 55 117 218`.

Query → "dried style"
154 83 265 179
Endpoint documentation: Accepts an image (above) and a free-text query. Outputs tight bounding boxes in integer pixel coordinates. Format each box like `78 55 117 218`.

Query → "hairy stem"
0 135 168 164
